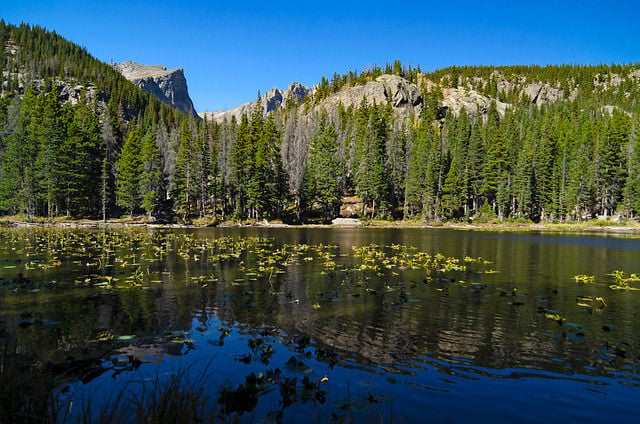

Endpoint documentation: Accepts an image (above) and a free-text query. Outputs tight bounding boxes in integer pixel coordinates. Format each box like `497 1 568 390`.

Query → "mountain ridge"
200 64 640 124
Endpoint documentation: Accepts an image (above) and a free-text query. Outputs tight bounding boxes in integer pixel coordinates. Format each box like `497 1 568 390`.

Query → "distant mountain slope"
114 61 197 118
0 21 193 219
0 21 189 122
200 82 310 122
201 63 640 123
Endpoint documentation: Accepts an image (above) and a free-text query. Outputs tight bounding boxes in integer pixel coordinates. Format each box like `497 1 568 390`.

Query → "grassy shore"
361 218 640 234
2 214 640 235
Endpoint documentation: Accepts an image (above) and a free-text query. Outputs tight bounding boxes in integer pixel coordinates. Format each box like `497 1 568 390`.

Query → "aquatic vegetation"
545 313 566 324
608 270 640 290
216 366 327 420
130 369 215 424
3 227 640 423
573 274 596 284
0 228 493 302
575 295 606 310
349 244 481 276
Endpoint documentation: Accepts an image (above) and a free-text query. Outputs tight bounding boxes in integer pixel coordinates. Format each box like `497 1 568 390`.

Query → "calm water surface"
1 227 639 423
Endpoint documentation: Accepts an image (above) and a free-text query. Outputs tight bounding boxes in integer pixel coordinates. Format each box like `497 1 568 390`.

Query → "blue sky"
4 1 640 112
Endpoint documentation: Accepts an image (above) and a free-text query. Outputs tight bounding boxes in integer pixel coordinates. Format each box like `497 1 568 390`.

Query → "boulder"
331 218 363 227
441 87 508 117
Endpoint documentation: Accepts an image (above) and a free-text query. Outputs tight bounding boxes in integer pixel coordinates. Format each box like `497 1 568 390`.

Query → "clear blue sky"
4 1 640 112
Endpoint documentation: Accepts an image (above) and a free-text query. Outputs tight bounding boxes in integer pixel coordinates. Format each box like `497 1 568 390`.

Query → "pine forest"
1 22 640 224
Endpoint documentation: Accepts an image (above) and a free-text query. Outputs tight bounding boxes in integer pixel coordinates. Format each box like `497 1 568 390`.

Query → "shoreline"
2 217 640 235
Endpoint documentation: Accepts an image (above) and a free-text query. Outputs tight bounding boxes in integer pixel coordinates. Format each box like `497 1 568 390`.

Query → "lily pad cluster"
572 270 640 291
0 229 493 294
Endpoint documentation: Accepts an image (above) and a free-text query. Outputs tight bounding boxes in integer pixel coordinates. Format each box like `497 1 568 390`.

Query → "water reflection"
1 227 640 422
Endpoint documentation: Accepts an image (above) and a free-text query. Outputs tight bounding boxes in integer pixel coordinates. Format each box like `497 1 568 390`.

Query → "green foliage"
0 21 182 219
596 109 630 216
312 60 422 102
623 119 640 216
116 124 142 215
303 122 344 219
172 122 197 221
140 129 165 217
1 21 640 224
252 114 286 219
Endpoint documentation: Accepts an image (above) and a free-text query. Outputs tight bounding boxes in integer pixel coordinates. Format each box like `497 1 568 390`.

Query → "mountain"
202 74 444 124
200 82 311 122
196 62 640 223
0 21 191 219
2 21 640 225
202 65 640 124
114 61 197 118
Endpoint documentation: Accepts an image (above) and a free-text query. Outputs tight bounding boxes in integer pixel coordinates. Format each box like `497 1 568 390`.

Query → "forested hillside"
0 21 188 219
1 22 639 223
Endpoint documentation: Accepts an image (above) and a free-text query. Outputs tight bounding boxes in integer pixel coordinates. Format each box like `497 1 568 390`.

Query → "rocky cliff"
114 61 197 117
200 82 312 122
200 66 640 125
200 73 508 123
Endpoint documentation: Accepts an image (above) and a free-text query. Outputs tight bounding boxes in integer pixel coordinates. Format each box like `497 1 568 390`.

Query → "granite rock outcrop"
114 61 197 117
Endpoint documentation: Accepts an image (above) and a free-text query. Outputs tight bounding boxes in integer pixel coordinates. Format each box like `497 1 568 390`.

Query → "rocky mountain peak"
199 82 312 122
203 64 640 124
286 82 310 103
200 73 512 123
113 61 197 118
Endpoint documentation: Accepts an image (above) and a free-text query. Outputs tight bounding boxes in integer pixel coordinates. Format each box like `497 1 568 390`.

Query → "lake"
1 226 639 423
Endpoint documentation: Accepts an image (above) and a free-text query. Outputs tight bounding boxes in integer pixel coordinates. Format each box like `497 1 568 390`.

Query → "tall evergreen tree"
404 121 437 219
116 124 142 216
230 114 251 218
623 119 640 216
466 120 485 212
304 122 344 219
172 122 197 221
355 103 388 217
596 110 629 216
140 129 165 218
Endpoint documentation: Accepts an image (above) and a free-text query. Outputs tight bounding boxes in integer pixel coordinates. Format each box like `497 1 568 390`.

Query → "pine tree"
172 122 197 221
195 122 212 218
566 118 596 219
466 120 485 213
255 114 286 218
596 110 629 216
14 84 40 217
100 108 117 221
536 115 557 220
355 103 388 217
304 122 344 219
623 119 640 216
140 129 165 218
442 151 464 218
483 122 508 216
0 98 26 214
230 114 251 218
35 86 64 218
404 122 437 219
386 127 408 211
116 124 142 216
245 103 264 219
73 98 103 216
